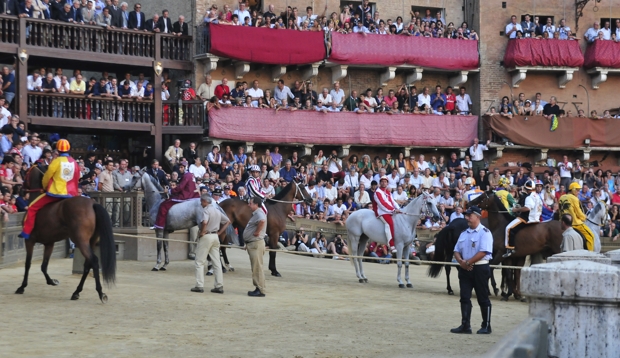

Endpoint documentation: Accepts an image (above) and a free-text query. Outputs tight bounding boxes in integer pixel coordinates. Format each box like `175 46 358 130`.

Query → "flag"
550 114 559 132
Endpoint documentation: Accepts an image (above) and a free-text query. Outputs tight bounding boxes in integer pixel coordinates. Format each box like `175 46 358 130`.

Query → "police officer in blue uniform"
450 205 493 334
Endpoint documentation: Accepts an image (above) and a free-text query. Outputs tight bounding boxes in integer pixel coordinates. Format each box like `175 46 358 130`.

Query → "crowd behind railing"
505 13 620 42
201 1 479 39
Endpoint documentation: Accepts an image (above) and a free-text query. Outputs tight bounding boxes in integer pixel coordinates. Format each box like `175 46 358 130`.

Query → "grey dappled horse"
585 200 607 253
346 192 440 287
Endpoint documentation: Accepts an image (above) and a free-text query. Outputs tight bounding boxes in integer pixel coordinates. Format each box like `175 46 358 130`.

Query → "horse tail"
93 203 117 285
225 224 235 245
428 228 447 278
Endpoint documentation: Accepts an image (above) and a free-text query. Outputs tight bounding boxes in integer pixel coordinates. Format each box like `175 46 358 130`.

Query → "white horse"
585 200 608 253
345 192 440 287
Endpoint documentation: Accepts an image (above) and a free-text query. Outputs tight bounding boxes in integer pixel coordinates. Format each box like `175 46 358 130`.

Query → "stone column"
521 260 620 358
604 249 620 268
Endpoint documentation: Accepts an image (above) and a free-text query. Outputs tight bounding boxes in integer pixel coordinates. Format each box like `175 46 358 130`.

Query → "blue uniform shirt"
454 223 493 261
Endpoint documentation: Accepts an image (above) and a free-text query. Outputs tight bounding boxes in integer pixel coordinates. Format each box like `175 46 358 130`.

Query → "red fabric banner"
208 108 478 147
329 33 479 70
503 39 584 68
208 24 326 65
483 115 620 148
584 41 620 69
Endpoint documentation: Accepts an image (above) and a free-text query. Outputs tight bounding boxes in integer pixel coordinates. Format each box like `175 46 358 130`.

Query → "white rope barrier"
112 232 526 270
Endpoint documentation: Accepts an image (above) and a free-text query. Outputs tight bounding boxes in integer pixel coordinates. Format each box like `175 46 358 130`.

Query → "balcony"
584 40 620 89
327 32 479 86
0 15 192 71
207 107 478 149
503 39 584 88
27 92 154 131
195 24 326 81
162 100 206 134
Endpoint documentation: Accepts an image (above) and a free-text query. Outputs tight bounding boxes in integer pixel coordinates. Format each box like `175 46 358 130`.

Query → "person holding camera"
327 234 349 259
327 149 344 182
291 228 309 252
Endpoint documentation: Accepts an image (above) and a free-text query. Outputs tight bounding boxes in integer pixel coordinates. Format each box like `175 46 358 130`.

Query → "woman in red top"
445 86 457 114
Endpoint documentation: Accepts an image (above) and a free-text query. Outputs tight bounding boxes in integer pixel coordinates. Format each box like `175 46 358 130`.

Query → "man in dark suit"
50 0 63 19
3 0 20 15
172 15 188 36
127 3 145 30
147 159 169 187
105 0 122 27
158 9 173 33
144 13 162 32
520 13 536 38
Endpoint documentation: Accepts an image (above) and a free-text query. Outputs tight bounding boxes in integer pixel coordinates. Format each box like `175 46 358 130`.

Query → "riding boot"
450 303 472 334
477 306 492 334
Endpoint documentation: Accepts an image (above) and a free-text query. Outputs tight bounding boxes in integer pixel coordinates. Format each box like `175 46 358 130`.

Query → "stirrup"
502 249 514 258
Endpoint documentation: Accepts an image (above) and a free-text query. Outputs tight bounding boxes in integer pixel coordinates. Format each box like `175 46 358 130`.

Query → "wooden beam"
162 126 204 134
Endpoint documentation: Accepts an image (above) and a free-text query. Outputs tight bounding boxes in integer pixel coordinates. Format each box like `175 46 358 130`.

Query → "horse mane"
144 173 163 192
268 181 294 202
492 193 514 222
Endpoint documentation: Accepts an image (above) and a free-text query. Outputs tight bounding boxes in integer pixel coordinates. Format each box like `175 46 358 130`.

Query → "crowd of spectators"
201 75 474 115
203 2 479 39
1 0 189 35
505 14 620 42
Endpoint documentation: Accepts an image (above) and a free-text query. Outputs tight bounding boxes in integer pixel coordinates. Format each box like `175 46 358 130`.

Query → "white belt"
474 260 489 265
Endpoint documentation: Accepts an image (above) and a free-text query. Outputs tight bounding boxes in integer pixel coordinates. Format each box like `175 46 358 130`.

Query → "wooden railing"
162 100 205 127
0 15 19 45
160 34 192 61
88 191 148 229
28 92 154 124
26 18 156 58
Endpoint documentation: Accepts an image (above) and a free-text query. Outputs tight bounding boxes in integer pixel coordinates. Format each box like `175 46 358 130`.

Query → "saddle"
508 220 539 247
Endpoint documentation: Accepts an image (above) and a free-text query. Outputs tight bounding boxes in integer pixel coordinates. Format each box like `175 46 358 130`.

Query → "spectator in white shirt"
188 157 206 180
392 185 408 205
542 17 555 36
387 168 400 190
449 206 464 222
233 2 250 25
417 154 429 172
329 81 345 109
557 18 571 40
505 15 522 39
268 164 281 181
354 183 371 208
131 81 145 99
460 155 473 171
247 80 263 107
417 86 431 113
318 87 333 106
27 70 43 91
455 87 472 114
410 169 424 189
324 180 337 204
359 169 373 188
432 172 450 189
600 21 611 40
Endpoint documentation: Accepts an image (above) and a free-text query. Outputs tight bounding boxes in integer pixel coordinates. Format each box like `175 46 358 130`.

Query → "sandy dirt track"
0 248 528 357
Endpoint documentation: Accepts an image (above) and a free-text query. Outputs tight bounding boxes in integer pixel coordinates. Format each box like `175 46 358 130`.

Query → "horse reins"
266 182 309 204
24 165 46 194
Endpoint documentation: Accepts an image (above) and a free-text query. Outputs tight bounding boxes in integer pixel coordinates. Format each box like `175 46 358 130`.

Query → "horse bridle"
397 192 433 217
587 200 608 227
266 180 309 204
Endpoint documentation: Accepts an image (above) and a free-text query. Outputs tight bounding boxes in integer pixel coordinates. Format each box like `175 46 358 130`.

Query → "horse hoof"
222 267 227 273
151 267 159 272
71 294 79 300
448 290 454 295
159 267 166 271
48 279 60 286
520 297 527 303
500 296 508 302
399 284 405 288
188 254 196 260
363 278 368 283
100 293 108 304
15 288 24 294
271 272 281 277
406 283 413 288
229 267 235 272
494 288 500 297
359 279 364 283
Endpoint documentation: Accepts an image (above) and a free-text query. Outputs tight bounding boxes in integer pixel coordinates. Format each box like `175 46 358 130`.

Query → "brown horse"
219 179 312 277
468 191 562 300
16 164 116 303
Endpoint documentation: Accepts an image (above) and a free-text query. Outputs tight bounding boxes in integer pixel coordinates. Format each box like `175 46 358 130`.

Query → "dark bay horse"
468 191 562 301
219 179 312 277
427 218 499 296
17 164 116 303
